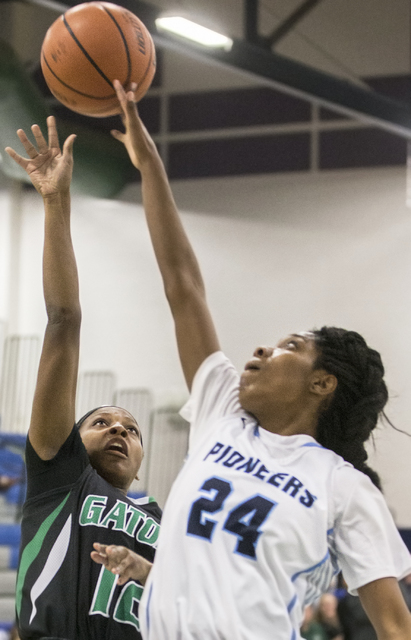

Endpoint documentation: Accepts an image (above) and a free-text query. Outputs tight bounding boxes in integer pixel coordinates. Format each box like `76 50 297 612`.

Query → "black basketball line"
133 30 155 97
138 33 155 94
42 51 116 100
101 5 132 88
63 14 115 90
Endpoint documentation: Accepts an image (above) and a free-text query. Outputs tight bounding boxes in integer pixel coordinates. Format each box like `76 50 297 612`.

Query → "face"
318 593 337 618
239 332 322 424
79 406 143 494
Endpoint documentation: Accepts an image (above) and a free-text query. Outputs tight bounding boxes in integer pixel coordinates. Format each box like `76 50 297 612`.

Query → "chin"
89 455 131 492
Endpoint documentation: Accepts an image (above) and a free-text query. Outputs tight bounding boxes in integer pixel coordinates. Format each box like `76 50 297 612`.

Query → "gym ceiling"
0 0 410 197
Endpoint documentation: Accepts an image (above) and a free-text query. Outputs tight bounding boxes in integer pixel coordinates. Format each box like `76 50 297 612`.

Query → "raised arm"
112 80 220 389
5 117 79 459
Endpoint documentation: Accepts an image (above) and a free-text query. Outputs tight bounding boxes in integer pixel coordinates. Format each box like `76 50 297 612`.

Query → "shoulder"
128 495 162 522
181 351 243 421
25 426 89 500
328 465 411 593
331 462 380 504
180 351 248 450
297 443 371 501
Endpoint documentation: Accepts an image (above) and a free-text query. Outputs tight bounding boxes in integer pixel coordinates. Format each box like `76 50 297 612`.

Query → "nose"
253 346 274 358
109 423 127 437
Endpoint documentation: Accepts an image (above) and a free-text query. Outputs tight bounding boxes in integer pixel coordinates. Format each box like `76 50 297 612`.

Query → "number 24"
187 477 276 559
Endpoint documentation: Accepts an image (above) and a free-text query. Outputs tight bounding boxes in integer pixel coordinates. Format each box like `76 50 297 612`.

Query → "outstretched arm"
5 117 80 460
112 80 220 390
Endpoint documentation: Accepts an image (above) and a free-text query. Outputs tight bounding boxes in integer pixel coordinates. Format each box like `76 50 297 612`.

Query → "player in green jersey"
5 117 160 640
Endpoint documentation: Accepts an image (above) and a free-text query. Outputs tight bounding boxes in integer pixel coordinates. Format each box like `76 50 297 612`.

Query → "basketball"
40 1 156 117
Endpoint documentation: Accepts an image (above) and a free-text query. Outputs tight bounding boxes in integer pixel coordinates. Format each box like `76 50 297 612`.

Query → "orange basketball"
40 1 156 117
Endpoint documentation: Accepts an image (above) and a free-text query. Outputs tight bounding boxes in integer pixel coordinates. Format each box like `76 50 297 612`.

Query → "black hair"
76 405 143 446
312 326 387 490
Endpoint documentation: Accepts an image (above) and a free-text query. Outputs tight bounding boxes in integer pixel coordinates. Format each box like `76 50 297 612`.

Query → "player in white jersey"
98 81 411 639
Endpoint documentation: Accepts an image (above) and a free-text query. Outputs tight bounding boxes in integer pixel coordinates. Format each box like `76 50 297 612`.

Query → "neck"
253 404 319 439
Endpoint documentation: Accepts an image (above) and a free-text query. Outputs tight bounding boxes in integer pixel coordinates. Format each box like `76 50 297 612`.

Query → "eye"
94 418 107 426
127 426 139 435
285 340 298 349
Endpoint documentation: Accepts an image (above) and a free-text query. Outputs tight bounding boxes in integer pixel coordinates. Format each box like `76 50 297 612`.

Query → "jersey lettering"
137 517 160 545
187 477 276 559
89 566 117 617
187 477 231 540
91 566 143 632
204 441 317 508
125 506 146 536
224 495 276 558
100 500 128 530
113 581 144 631
79 495 160 545
80 495 108 525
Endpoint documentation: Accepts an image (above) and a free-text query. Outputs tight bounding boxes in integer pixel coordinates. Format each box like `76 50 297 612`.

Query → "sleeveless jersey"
139 351 411 640
17 426 161 640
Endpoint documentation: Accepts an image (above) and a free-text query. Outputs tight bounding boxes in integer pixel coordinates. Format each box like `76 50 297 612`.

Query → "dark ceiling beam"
22 0 411 139
244 0 265 48
266 0 323 48
154 33 411 139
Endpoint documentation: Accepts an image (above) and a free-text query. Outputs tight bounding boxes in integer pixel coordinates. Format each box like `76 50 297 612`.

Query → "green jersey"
17 426 161 640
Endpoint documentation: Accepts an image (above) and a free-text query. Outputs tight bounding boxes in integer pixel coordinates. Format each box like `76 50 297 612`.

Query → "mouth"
244 359 260 372
104 438 128 458
240 360 261 388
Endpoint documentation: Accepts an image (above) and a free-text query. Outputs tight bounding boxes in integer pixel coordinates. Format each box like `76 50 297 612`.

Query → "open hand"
111 79 159 170
91 542 153 586
5 115 76 198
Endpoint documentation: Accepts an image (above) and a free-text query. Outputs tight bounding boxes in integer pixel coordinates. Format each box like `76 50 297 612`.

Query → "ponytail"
312 327 387 490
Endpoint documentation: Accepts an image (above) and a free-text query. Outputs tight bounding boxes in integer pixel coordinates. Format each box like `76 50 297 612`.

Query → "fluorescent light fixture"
155 16 233 49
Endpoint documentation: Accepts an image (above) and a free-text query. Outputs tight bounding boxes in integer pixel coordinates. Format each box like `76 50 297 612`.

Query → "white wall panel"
1 165 411 522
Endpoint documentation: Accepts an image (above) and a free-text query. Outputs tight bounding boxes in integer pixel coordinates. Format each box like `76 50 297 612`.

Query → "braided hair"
312 327 388 490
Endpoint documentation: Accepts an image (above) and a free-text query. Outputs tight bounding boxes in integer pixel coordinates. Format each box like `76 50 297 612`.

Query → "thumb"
111 129 125 142
62 133 77 157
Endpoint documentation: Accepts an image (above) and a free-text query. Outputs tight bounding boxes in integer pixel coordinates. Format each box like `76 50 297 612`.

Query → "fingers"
7 121 52 163
91 543 126 567
47 115 60 150
110 129 124 141
92 542 108 556
91 544 151 586
16 128 40 160
113 79 139 116
90 543 109 566
62 133 77 157
4 146 28 169
129 82 138 101
90 551 105 566
31 123 49 155
106 545 128 565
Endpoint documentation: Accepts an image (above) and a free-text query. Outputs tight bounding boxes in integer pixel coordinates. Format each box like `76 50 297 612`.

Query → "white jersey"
140 351 411 640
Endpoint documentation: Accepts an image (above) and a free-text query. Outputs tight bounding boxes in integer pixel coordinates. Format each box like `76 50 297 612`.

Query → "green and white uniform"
17 426 161 640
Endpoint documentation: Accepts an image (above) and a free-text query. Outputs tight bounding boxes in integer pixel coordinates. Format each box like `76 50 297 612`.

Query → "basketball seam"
63 13 114 90
42 51 116 100
41 5 155 110
136 32 155 95
101 5 132 88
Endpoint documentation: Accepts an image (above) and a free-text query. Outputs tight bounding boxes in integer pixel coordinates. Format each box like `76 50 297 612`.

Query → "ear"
310 369 338 397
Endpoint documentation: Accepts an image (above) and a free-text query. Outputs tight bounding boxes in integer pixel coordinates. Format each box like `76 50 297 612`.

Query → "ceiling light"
155 17 233 50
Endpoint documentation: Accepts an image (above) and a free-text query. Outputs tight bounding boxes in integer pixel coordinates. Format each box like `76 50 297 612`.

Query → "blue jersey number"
187 477 276 559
